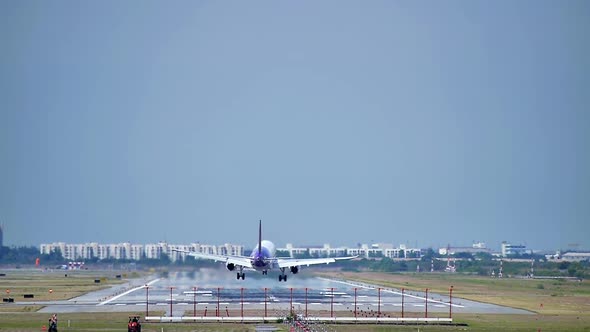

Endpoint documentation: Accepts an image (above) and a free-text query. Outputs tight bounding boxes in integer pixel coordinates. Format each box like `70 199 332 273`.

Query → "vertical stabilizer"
258 220 262 255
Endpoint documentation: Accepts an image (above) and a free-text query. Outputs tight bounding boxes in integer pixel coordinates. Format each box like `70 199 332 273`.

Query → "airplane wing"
276 256 357 268
172 249 253 269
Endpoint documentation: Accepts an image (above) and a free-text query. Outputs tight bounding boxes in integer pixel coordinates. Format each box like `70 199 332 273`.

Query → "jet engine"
226 263 235 271
290 266 299 274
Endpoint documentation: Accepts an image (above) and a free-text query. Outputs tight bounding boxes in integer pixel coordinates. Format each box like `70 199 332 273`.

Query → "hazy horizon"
2 1 589 251
25 234 582 253
1 222 580 252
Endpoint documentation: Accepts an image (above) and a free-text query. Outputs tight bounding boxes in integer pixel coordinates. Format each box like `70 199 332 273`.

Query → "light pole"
377 287 381 317
169 287 175 317
425 288 428 318
264 287 268 318
305 287 308 317
240 287 244 319
401 288 404 318
354 288 357 318
330 287 335 318
217 287 221 317
290 288 294 315
449 285 454 319
145 285 149 318
193 286 197 317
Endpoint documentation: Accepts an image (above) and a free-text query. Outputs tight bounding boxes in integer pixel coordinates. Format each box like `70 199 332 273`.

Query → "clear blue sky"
1 1 589 251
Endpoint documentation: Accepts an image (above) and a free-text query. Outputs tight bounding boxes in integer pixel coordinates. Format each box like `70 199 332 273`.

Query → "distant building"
439 242 492 256
218 243 244 256
95 244 110 260
283 243 309 257
278 243 421 259
472 242 486 249
129 244 144 260
0 224 3 247
501 242 528 256
39 240 426 262
546 251 590 262
384 244 422 259
145 242 168 260
40 241 243 262
168 244 190 262
561 252 590 262
345 245 368 258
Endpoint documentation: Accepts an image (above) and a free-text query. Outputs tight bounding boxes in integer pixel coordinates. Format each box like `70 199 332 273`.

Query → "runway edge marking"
97 278 160 306
316 276 464 308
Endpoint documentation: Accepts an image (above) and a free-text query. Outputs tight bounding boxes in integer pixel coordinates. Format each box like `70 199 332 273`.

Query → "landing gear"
262 270 268 275
237 267 245 280
279 267 287 282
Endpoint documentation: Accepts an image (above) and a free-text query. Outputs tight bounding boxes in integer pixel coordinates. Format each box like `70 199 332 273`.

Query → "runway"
34 268 531 316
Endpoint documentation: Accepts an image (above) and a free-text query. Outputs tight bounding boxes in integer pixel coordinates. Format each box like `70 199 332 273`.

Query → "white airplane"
173 220 357 282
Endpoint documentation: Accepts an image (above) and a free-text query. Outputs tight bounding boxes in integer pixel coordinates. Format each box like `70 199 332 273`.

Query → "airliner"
173 220 357 282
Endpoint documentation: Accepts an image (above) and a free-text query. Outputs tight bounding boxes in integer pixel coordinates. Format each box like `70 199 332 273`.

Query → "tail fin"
258 220 262 254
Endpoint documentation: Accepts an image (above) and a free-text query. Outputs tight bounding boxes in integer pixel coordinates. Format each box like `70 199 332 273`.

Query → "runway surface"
34 268 531 316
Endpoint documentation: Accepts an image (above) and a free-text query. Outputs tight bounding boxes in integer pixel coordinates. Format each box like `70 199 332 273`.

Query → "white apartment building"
40 241 244 262
129 244 144 260
40 242 66 257
278 243 421 259
501 242 529 256
145 242 168 260
218 243 244 256
40 241 418 261
95 244 110 260
168 244 192 262
346 247 368 257
546 251 590 262
283 243 309 257
199 244 218 255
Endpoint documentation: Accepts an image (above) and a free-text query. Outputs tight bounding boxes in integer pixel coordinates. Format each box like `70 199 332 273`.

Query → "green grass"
319 271 590 314
0 270 127 307
316 272 590 331
455 313 590 332
2 312 588 332
0 312 255 331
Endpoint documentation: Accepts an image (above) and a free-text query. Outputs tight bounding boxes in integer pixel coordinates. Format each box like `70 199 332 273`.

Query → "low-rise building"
439 242 493 256
283 243 308 257
40 241 423 261
501 242 529 256
40 241 244 262
546 251 590 262
277 243 421 259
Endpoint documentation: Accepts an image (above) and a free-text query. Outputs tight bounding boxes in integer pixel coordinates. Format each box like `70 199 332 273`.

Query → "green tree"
474 252 493 261
275 250 291 257
0 246 48 265
368 251 383 258
455 252 474 260
399 261 408 271
420 248 437 261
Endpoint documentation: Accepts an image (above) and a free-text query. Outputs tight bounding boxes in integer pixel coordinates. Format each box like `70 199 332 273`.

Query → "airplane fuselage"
250 240 276 272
